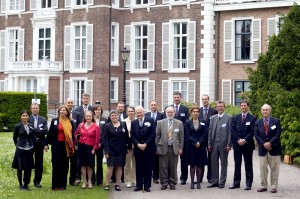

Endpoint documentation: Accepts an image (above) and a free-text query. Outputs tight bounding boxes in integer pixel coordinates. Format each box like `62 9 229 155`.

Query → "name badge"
180 113 185 116
54 120 57 125
271 125 276 130
221 123 226 128
73 120 77 123
122 128 125 132
38 123 43 127
100 121 105 124
200 122 205 126
145 122 151 127
246 122 250 126
174 128 179 133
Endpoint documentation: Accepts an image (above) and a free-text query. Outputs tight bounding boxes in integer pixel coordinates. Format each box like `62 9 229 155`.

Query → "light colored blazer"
208 113 232 148
155 118 184 155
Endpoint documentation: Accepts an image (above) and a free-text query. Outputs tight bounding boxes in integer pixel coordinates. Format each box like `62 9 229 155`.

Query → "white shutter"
148 80 155 107
162 22 170 70
51 0 58 8
126 80 130 106
148 24 155 71
1 0 6 13
161 80 169 111
85 80 93 104
86 24 93 70
0 81 5 91
64 80 70 101
64 26 71 71
65 0 72 7
124 0 131 7
124 25 131 71
0 30 6 71
188 80 195 103
252 19 261 61
222 80 231 105
267 18 276 38
87 0 94 5
162 0 170 4
149 0 155 5
188 21 196 70
20 0 25 11
30 0 37 10
18 29 24 61
224 20 232 62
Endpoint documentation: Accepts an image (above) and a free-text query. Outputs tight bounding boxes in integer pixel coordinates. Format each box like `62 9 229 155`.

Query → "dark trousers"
69 150 79 184
33 141 44 185
233 148 253 187
152 153 159 180
180 144 188 182
206 149 212 181
95 146 104 185
17 169 31 186
111 157 125 182
135 150 154 189
52 142 69 190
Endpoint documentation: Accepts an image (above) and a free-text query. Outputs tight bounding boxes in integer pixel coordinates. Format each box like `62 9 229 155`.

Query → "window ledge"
168 70 190 74
111 63 119 67
129 70 150 74
69 70 88 74
230 61 255 64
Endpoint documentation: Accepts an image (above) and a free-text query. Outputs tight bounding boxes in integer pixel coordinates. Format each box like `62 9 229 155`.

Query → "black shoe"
19 185 24 191
180 181 186 185
229 185 240 189
190 182 194 189
208 179 213 183
121 180 125 183
23 185 31 191
97 182 102 186
197 183 201 189
34 183 42 188
244 186 251 191
115 185 121 191
134 187 142 191
219 184 225 189
144 187 151 192
207 184 219 188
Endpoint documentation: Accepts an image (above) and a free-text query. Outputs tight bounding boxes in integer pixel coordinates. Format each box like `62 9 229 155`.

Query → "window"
64 79 93 106
234 81 250 106
41 0 52 8
8 30 19 62
235 20 251 61
25 79 38 92
134 25 148 70
74 25 87 70
133 80 147 107
111 23 119 65
110 78 118 101
172 81 187 101
278 17 285 32
38 28 51 60
10 0 20 11
136 0 148 5
73 80 85 106
76 0 87 5
173 22 187 69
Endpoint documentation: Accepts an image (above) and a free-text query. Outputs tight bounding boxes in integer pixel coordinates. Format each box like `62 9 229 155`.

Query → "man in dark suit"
255 104 282 194
164 91 189 185
29 103 48 188
145 100 164 184
229 100 256 191
199 94 218 183
66 98 81 185
207 100 232 189
131 106 156 192
74 93 94 124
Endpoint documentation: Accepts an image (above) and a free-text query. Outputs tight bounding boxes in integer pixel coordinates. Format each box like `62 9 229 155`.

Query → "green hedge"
0 92 47 131
0 113 9 131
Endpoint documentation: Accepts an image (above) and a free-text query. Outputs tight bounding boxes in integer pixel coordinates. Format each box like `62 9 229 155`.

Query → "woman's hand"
91 149 95 155
44 145 49 152
105 154 109 159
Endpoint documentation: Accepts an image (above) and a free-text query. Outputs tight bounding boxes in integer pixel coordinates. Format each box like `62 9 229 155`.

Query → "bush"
0 113 9 131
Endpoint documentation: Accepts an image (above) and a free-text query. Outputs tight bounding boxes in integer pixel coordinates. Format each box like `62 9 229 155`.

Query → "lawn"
0 132 109 199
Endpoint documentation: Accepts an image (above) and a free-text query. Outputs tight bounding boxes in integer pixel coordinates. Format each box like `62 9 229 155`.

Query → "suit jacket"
74 105 94 124
231 113 256 150
131 116 156 156
185 119 208 147
208 113 232 148
97 116 108 145
164 104 189 125
199 106 218 127
70 110 81 128
145 111 164 127
13 122 35 149
254 117 282 156
29 115 48 145
155 118 184 156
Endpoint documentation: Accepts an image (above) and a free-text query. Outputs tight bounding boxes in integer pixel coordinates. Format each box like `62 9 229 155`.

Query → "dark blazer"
200 106 218 127
131 116 156 156
164 104 189 124
29 115 48 145
74 105 94 124
231 113 256 150
13 122 35 148
70 110 81 128
145 111 164 126
254 117 282 156
46 118 76 146
185 119 208 147
97 116 108 145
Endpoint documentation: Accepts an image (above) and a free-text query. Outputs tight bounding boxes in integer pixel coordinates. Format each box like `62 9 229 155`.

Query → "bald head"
135 106 144 119
65 98 74 111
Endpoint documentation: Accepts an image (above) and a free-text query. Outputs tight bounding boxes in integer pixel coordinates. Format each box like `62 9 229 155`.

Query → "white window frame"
133 24 148 71
68 77 93 106
30 0 58 10
8 29 19 62
110 77 118 102
38 27 51 60
6 27 24 62
170 77 189 102
132 79 148 108
25 78 38 92
74 24 87 70
162 0 195 5
112 0 119 8
233 80 250 106
0 80 7 91
65 0 94 8
172 21 188 71
111 22 119 66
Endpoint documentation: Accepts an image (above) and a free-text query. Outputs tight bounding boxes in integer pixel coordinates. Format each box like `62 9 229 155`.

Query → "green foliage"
246 4 300 163
0 113 9 131
209 101 241 116
0 92 47 131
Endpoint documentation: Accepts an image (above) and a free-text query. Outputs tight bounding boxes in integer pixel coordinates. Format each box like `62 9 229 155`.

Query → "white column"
7 75 14 91
14 76 19 91
39 75 49 94
200 0 216 105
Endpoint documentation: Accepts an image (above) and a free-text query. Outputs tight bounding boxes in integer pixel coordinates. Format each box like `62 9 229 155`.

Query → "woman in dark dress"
45 105 75 190
103 110 129 191
93 105 108 186
185 106 208 189
12 110 35 191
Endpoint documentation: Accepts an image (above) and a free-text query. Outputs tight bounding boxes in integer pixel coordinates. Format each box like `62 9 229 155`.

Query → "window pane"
46 28 51 38
39 29 44 38
182 23 187 34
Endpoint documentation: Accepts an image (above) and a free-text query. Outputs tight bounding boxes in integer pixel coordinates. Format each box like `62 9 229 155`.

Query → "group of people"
12 92 282 194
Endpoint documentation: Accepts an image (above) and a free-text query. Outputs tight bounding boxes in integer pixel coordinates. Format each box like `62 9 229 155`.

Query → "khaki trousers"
259 152 281 189
124 149 136 185
159 146 178 186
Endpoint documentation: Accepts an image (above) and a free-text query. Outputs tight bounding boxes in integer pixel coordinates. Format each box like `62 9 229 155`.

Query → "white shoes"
126 184 132 188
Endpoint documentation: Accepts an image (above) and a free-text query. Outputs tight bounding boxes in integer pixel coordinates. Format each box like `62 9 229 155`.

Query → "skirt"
78 143 95 167
107 155 125 167
12 148 34 170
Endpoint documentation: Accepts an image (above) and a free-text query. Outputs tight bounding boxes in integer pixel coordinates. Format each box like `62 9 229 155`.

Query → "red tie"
264 119 268 135
242 115 245 124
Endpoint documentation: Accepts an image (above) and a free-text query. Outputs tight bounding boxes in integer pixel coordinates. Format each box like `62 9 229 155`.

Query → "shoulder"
271 117 280 123
232 114 241 119
145 112 150 117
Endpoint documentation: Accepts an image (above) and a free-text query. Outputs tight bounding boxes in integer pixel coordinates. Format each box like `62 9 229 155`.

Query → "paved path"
110 151 300 199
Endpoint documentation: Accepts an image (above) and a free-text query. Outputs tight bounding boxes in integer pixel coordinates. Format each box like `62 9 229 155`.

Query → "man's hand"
208 146 212 152
263 142 272 150
195 142 200 148
238 139 246 146
105 154 109 159
178 149 183 155
44 145 49 152
225 146 231 152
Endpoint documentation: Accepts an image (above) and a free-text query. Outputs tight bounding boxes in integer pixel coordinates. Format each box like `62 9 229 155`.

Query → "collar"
218 113 225 118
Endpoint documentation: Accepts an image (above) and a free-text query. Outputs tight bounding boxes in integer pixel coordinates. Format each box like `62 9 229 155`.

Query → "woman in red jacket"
75 111 100 189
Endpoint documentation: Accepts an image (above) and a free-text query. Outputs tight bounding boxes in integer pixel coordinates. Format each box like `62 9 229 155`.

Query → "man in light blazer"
156 106 184 191
131 106 156 192
230 100 256 191
255 104 282 194
29 103 48 188
199 94 218 183
207 100 232 189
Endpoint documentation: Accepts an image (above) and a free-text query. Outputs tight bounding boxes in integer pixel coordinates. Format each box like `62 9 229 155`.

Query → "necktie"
175 106 179 117
139 119 143 127
203 109 207 120
242 114 245 124
34 117 38 128
84 106 87 113
168 120 173 141
264 119 268 135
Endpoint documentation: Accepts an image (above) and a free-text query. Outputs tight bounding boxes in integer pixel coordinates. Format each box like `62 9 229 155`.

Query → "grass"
0 132 109 199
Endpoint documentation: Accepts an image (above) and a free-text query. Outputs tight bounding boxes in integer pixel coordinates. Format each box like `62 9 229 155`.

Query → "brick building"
0 0 296 111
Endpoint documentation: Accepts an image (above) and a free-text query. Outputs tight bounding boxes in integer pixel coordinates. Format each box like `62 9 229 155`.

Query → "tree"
247 4 300 164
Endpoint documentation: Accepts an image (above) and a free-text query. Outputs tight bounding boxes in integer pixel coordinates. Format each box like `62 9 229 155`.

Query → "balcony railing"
7 61 63 72
215 0 269 4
